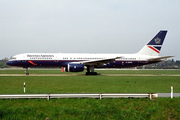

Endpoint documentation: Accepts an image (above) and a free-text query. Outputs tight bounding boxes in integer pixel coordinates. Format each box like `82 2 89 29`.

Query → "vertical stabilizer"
137 30 167 56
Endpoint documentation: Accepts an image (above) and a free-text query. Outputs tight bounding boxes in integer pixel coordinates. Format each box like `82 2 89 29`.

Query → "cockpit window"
12 57 16 59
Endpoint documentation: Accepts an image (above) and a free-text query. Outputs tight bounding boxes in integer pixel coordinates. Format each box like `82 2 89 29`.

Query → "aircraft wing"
148 56 174 61
81 57 122 66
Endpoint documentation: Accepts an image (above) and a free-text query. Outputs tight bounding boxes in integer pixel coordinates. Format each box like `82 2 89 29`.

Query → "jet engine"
66 63 84 72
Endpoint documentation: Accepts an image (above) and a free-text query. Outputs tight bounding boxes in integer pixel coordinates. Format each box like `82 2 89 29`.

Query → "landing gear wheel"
86 72 90 75
86 72 98 75
93 72 97 75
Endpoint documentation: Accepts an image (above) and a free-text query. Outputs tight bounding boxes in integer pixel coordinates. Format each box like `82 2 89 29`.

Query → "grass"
0 98 180 119
0 69 180 119
0 76 180 94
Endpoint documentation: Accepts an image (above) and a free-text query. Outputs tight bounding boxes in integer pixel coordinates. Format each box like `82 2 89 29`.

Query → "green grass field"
0 98 180 120
0 76 180 94
0 69 180 119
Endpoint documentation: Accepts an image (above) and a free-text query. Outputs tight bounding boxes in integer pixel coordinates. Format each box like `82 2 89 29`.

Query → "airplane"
6 30 173 75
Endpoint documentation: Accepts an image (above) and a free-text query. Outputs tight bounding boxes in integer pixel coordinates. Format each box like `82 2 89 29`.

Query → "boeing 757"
6 30 173 75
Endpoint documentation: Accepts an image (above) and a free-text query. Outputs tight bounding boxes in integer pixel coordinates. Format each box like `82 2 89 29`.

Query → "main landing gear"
25 67 29 75
86 66 99 75
86 72 98 75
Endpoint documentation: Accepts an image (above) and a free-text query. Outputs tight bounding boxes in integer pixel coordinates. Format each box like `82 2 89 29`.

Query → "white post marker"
171 86 173 99
150 93 152 100
24 82 25 93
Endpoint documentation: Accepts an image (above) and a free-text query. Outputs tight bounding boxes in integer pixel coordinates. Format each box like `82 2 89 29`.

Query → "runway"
0 74 180 76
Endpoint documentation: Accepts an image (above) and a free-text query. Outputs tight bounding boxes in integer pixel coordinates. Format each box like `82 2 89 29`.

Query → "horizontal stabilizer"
148 56 174 61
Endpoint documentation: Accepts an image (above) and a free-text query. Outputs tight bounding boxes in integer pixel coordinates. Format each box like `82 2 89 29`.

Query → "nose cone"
6 61 13 66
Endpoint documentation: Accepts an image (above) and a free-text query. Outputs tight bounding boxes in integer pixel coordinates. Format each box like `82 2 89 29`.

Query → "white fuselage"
7 52 158 68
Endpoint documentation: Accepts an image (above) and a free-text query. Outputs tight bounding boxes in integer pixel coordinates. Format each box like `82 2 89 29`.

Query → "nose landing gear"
25 67 29 75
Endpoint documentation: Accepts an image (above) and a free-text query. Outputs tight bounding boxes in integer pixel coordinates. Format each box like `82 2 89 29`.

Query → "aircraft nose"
6 61 13 66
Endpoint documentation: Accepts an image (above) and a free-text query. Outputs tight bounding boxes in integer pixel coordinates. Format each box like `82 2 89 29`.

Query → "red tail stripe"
28 61 36 65
148 46 160 53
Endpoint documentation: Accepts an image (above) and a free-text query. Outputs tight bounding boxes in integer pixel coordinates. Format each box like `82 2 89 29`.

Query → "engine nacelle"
66 63 84 72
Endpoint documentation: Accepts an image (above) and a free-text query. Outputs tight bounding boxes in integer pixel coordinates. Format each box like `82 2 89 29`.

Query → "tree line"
0 58 9 68
138 59 180 69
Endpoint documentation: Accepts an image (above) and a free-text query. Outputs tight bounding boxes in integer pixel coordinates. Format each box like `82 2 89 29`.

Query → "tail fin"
137 30 167 56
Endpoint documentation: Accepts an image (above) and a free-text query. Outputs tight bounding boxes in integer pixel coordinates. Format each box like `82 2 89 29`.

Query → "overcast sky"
1 0 180 60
